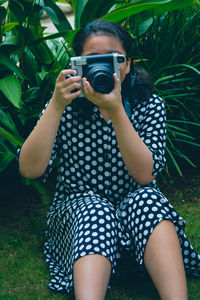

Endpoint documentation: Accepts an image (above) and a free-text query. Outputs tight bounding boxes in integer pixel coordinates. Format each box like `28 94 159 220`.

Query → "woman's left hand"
82 73 123 114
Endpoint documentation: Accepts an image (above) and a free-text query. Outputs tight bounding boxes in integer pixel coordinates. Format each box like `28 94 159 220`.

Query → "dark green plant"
128 8 200 175
0 0 199 196
0 0 75 201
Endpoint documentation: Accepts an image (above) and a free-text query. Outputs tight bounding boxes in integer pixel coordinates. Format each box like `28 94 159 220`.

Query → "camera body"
69 53 126 97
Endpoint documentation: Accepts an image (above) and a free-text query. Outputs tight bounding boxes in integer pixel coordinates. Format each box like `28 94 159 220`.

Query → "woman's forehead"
81 35 126 56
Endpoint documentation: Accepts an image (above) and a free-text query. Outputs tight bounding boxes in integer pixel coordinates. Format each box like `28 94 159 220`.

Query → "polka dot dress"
41 94 200 293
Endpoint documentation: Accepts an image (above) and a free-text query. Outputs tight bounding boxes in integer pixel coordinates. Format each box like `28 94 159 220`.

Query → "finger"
82 78 94 97
57 69 76 82
65 75 81 86
82 78 90 96
62 85 82 101
68 82 81 94
113 73 120 90
70 88 82 100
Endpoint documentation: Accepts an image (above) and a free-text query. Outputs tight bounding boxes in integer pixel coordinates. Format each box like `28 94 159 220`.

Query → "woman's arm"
82 74 157 185
19 70 81 178
109 105 155 185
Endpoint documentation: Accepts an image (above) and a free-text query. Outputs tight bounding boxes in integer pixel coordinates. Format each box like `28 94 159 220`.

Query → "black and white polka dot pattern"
41 95 200 293
45 194 118 292
116 187 200 268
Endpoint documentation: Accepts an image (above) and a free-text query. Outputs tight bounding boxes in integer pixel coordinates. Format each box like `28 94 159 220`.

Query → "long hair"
71 20 154 116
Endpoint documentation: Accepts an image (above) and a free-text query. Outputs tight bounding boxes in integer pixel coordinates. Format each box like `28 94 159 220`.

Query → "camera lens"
86 64 114 94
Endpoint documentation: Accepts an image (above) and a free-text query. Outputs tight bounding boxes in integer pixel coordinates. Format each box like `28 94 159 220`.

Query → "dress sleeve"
138 95 167 176
42 132 61 182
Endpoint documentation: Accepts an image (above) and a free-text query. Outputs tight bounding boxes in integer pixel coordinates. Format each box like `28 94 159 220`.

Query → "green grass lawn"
0 170 200 300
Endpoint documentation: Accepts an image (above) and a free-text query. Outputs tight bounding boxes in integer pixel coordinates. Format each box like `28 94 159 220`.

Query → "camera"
67 53 126 97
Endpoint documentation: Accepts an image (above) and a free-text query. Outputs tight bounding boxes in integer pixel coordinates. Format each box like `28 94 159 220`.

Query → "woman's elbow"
19 167 41 179
19 161 45 179
132 172 156 186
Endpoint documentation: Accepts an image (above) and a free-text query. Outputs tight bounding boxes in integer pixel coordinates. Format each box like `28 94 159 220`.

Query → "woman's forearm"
19 69 82 179
19 100 64 178
110 105 155 185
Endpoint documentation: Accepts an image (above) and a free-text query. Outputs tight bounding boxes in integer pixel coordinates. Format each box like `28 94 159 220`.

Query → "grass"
0 169 200 300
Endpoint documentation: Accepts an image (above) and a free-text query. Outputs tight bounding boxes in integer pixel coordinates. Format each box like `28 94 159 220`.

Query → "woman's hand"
52 69 82 112
82 73 123 114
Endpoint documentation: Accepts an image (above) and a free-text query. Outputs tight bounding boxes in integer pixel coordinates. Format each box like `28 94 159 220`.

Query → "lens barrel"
86 64 114 94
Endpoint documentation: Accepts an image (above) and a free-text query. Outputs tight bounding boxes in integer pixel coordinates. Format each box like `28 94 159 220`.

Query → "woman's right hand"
52 69 82 111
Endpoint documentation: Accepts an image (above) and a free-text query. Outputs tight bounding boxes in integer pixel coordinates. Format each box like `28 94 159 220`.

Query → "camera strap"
122 95 131 118
122 74 136 118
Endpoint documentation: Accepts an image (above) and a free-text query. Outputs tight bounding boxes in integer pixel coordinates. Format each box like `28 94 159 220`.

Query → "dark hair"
72 19 154 115
72 19 133 57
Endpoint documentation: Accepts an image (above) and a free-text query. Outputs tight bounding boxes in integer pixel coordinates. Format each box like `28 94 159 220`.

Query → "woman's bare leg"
73 254 111 300
144 220 188 300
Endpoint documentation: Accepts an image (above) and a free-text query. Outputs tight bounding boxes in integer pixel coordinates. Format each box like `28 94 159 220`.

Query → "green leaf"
74 0 88 28
0 1 7 5
80 0 116 27
134 0 200 29
175 149 196 168
150 0 200 16
0 126 24 146
175 139 200 147
168 129 195 140
154 72 185 85
166 146 182 176
167 120 200 126
43 0 72 31
22 87 41 102
137 17 153 36
0 54 25 80
0 139 17 171
1 22 19 33
167 124 188 133
167 135 175 149
36 71 49 83
0 110 18 133
0 151 15 172
0 6 6 24
56 0 71 3
102 0 171 23
44 6 59 25
0 75 22 108
0 35 19 46
30 29 78 44
165 63 200 76
70 0 77 11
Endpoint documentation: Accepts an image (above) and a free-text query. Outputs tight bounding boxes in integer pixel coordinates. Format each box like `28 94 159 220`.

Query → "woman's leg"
144 220 188 300
73 254 111 300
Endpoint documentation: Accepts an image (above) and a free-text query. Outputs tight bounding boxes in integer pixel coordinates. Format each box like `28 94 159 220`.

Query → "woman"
19 20 200 299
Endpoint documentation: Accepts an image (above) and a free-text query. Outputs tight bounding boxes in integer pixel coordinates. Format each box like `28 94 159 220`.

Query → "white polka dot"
94 247 100 252
142 193 148 198
148 213 154 219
